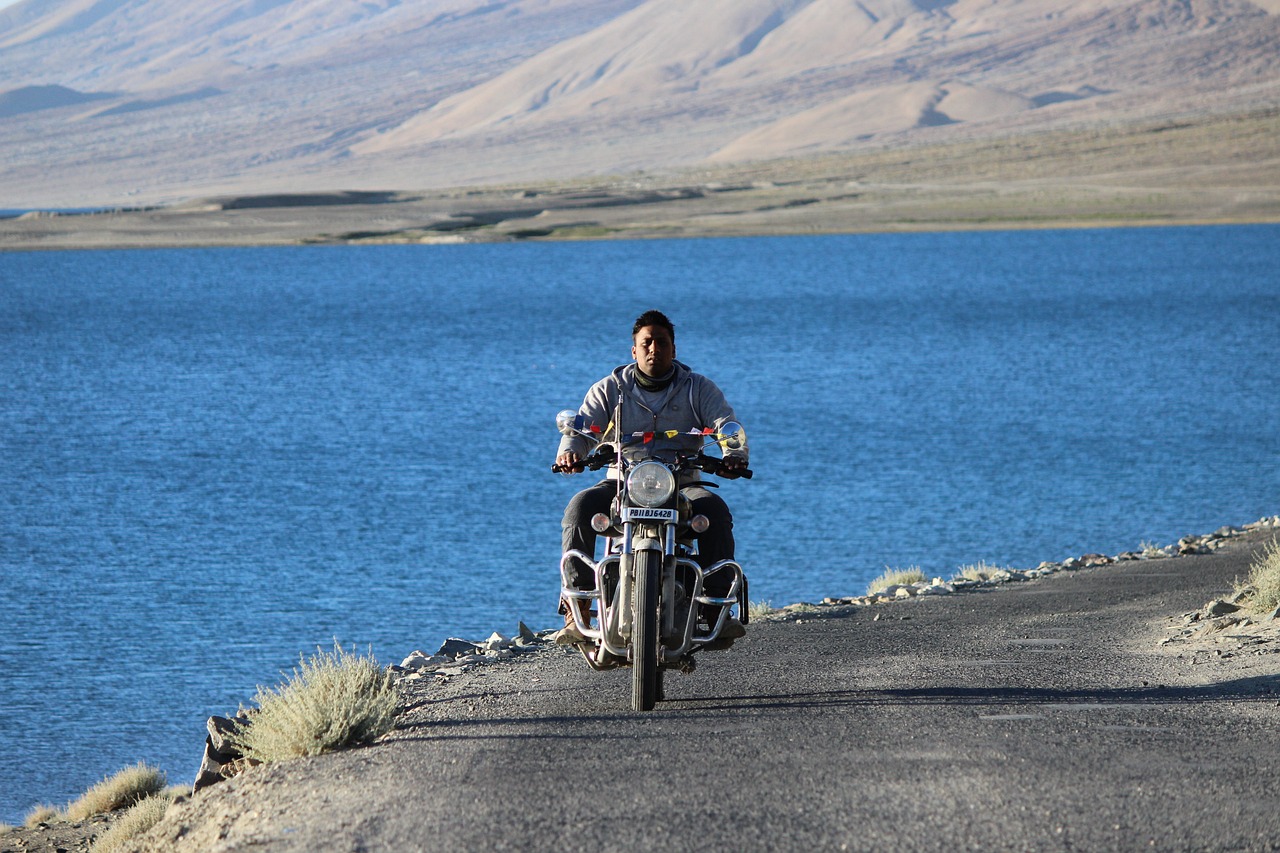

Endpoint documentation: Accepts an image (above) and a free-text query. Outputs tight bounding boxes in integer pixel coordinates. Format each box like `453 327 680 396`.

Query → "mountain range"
1 0 1277 208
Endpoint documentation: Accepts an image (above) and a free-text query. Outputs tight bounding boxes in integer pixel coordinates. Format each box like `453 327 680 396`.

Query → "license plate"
623 507 677 522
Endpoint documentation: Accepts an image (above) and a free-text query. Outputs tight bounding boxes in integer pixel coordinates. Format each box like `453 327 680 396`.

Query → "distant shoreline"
3 110 1277 252
0 186 1276 253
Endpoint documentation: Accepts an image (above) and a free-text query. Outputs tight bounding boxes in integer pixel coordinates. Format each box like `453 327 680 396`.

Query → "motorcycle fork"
661 525 678 638
617 521 678 646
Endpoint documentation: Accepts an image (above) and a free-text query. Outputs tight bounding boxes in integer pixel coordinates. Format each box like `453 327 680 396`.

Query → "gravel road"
108 529 1280 852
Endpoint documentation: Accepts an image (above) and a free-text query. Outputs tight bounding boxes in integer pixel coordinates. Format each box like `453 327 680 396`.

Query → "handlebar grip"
554 452 609 474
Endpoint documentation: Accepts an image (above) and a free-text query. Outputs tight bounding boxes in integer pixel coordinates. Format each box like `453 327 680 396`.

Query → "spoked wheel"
631 549 661 711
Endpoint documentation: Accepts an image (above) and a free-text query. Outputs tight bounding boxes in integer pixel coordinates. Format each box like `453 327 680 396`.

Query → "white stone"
480 632 510 651
400 651 449 671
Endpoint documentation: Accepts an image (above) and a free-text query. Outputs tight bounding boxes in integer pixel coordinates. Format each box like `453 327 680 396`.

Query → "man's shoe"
554 606 591 645
703 617 746 651
554 622 587 645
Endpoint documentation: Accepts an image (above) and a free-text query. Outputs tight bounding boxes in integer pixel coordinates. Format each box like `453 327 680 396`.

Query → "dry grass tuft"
229 643 399 764
747 599 774 620
1237 538 1280 616
1140 540 1168 558
63 763 167 823
867 566 926 596
89 791 178 853
954 561 1007 583
23 805 60 828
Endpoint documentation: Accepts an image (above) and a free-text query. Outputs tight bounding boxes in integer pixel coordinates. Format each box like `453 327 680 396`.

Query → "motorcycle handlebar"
552 453 752 480
551 449 614 474
687 454 753 480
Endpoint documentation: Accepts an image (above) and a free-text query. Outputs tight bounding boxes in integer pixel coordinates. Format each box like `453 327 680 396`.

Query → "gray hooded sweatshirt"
558 361 747 481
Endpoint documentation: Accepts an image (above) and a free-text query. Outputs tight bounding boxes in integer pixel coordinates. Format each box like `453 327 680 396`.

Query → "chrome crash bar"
559 551 744 663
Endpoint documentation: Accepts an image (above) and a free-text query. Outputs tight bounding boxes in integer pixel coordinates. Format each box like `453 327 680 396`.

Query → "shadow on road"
388 673 1279 743
676 673 1280 712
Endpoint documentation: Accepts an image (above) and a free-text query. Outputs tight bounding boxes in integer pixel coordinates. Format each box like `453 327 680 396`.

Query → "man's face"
632 325 675 377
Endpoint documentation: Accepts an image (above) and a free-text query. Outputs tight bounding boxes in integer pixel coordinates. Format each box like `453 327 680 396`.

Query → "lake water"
2 225 1278 822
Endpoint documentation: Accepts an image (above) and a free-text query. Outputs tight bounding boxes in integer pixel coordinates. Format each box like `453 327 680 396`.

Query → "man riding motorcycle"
554 309 749 644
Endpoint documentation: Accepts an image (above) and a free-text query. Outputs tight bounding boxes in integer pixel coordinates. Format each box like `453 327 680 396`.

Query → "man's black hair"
632 310 675 340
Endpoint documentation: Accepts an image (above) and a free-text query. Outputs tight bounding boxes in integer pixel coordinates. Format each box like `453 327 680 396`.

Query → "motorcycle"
552 409 752 711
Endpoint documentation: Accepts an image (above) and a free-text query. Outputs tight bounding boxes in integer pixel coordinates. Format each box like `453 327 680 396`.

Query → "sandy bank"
3 111 1278 251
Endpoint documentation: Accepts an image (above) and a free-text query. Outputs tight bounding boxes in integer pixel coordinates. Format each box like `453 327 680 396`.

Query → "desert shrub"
1139 540 1167 558
867 566 926 596
63 763 167 822
954 561 1007 582
89 791 177 853
229 643 399 763
1238 538 1280 615
747 599 774 620
23 804 60 828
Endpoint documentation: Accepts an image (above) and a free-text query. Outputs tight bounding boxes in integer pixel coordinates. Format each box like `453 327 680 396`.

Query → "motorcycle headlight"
627 461 676 507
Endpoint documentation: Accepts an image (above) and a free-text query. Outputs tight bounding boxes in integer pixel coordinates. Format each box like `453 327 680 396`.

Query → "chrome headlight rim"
626 461 677 507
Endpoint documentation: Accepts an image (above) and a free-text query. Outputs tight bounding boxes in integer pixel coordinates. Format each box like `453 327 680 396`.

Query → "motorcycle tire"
631 548 661 712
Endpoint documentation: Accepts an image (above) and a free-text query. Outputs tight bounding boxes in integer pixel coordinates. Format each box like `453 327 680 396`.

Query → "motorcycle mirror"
557 409 606 441
717 422 747 453
556 410 579 436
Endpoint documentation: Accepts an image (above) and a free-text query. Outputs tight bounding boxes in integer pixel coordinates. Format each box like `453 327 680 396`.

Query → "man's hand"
556 450 582 473
717 456 748 479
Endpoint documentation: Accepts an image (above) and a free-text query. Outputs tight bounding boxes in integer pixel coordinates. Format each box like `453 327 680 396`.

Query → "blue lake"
2 225 1278 821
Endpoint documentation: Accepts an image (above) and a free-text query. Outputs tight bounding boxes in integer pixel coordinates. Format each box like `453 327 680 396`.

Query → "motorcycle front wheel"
631 548 661 711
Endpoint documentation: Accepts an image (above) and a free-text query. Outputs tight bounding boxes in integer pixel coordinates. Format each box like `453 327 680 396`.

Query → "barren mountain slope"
0 0 1276 208
359 0 1280 157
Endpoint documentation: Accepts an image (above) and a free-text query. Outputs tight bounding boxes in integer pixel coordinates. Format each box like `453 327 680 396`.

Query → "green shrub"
867 566 926 596
63 763 166 823
1239 538 1280 615
89 792 176 853
229 643 399 763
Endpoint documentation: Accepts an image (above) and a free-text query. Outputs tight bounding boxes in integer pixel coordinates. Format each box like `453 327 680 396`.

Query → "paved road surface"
137 530 1280 852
